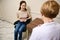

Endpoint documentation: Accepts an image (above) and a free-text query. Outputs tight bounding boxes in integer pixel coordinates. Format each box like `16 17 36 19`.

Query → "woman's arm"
17 13 19 18
17 12 27 22
27 12 32 20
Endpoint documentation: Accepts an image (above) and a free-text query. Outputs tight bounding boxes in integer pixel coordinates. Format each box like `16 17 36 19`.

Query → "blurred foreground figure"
29 0 60 40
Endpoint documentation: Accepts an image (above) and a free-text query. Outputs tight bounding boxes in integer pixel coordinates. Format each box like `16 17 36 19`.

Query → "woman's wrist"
27 17 31 19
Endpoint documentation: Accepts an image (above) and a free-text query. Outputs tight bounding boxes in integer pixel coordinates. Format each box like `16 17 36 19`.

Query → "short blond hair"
41 1 59 19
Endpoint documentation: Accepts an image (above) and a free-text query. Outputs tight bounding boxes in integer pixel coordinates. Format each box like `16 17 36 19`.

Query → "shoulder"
29 26 41 40
33 25 40 31
17 11 23 15
32 25 44 34
17 10 21 13
30 22 60 40
32 23 54 34
29 24 49 40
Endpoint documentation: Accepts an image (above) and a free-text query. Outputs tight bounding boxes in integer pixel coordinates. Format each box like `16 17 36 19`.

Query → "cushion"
27 18 44 32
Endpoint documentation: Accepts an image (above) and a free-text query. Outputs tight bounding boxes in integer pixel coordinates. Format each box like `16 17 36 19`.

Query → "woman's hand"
19 18 27 22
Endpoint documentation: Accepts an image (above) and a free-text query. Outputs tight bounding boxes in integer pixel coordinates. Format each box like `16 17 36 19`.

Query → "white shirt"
29 22 60 40
17 11 28 18
17 11 28 22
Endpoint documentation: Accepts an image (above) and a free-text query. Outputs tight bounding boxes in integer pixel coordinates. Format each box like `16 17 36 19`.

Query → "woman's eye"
23 5 25 6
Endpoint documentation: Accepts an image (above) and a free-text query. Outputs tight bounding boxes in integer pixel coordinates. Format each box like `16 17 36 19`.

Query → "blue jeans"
14 22 26 40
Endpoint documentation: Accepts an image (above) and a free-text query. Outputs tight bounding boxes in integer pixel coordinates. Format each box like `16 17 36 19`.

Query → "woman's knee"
19 29 22 33
14 29 18 33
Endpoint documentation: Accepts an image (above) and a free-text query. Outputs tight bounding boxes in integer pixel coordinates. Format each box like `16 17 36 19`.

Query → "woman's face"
21 3 26 10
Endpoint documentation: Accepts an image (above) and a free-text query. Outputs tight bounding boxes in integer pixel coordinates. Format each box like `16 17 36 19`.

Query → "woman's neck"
20 9 26 12
42 16 53 23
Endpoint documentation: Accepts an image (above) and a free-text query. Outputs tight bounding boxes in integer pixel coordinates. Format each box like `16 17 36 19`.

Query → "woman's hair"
41 0 59 19
18 1 27 11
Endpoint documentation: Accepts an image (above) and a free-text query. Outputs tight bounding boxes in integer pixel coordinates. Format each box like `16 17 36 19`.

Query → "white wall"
0 0 60 23
0 0 2 19
25 0 48 13
0 0 21 23
0 0 1 16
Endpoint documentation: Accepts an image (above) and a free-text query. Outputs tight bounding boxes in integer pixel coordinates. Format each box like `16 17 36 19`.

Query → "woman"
14 1 31 40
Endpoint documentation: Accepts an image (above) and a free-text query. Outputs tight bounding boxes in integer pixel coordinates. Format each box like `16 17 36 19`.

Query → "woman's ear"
40 9 43 16
41 12 43 16
41 13 43 16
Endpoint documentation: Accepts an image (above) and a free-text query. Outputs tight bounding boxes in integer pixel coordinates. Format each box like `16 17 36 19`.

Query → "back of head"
41 0 59 19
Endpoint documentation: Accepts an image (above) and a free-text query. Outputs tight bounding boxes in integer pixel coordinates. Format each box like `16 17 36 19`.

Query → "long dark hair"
18 1 27 11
